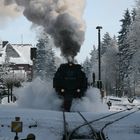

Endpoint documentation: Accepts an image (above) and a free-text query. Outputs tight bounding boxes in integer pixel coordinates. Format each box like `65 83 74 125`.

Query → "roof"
0 43 33 65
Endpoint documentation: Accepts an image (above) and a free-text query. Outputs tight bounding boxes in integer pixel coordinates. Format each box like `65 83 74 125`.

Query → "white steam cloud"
15 78 63 110
71 88 108 112
14 0 86 59
0 0 21 27
14 78 108 112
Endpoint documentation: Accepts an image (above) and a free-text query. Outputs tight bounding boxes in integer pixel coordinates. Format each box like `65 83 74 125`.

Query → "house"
0 41 33 81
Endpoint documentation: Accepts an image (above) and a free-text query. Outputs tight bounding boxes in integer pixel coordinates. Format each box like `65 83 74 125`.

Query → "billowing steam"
13 78 108 112
14 0 86 59
2 0 86 59
4 0 15 5
0 0 21 27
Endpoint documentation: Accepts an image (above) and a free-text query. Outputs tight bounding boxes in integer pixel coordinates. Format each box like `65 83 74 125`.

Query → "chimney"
2 41 8 48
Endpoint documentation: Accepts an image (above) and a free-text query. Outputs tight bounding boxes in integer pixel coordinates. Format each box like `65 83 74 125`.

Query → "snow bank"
1 97 16 105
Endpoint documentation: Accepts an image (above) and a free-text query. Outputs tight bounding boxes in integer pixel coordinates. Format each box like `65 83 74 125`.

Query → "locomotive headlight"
77 89 81 93
61 89 65 93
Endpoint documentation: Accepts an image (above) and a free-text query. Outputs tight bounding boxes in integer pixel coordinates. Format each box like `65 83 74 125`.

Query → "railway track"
62 111 99 140
64 108 140 140
68 109 129 140
99 108 140 140
63 111 69 140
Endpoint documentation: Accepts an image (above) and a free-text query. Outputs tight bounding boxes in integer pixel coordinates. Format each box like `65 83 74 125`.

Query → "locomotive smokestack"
13 0 86 59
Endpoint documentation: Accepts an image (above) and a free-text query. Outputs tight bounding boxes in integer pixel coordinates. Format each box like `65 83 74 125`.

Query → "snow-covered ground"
0 78 140 140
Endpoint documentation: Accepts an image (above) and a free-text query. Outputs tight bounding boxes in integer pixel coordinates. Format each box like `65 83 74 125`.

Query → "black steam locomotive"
53 62 88 111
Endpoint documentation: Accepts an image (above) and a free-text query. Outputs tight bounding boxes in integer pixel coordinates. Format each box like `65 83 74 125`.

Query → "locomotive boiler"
53 62 88 111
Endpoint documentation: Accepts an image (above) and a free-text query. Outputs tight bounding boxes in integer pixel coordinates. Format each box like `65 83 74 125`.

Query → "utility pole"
96 26 102 89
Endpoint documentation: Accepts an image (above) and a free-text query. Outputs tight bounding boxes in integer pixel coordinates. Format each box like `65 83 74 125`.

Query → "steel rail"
68 109 130 140
77 111 98 140
99 109 140 140
63 111 69 140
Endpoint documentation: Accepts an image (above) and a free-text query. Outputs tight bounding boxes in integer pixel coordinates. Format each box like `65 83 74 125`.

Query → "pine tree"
34 38 47 80
88 34 118 95
131 8 136 21
118 9 131 50
34 36 56 81
90 45 98 79
45 47 56 80
126 1 140 96
82 57 91 83
101 32 112 55
101 34 118 95
118 9 132 96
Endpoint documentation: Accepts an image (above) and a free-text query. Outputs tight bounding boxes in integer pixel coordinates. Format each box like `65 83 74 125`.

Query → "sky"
0 0 136 62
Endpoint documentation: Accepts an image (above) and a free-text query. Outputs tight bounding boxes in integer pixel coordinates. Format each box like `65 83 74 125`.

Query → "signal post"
11 117 23 140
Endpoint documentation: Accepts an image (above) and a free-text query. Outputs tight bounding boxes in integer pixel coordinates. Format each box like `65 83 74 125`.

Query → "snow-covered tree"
125 1 140 96
118 9 131 50
45 47 56 80
101 32 112 55
0 56 24 102
131 8 137 21
129 50 140 96
34 38 47 79
118 9 132 96
101 34 118 95
82 57 92 83
89 46 98 82
34 35 56 81
82 46 98 87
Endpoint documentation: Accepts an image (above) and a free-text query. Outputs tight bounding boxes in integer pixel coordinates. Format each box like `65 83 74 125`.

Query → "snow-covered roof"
0 43 33 65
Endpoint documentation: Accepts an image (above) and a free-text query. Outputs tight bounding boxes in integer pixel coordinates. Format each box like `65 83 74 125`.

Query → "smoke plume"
0 0 21 27
4 0 15 5
14 0 86 59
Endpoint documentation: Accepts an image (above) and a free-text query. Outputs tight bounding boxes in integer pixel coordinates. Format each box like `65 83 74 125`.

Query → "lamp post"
96 26 102 82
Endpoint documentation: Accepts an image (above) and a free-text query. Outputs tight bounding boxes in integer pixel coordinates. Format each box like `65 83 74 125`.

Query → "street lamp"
96 26 102 82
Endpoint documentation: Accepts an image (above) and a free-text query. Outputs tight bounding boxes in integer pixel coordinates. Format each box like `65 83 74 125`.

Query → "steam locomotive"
53 62 88 111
